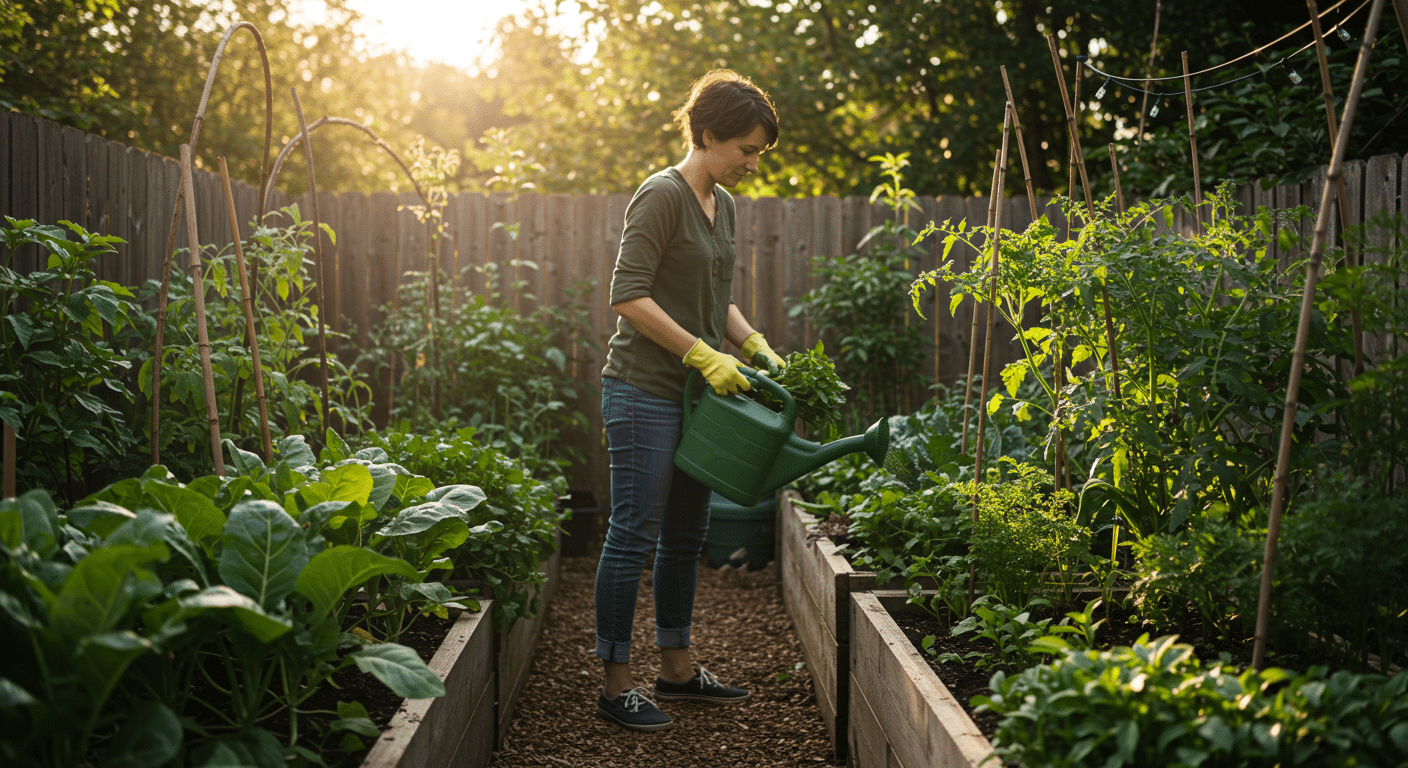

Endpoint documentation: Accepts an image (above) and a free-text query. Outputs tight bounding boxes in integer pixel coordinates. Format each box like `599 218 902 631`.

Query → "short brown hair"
671 70 779 150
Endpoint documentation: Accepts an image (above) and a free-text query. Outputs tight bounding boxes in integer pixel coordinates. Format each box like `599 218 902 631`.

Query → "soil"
489 555 841 768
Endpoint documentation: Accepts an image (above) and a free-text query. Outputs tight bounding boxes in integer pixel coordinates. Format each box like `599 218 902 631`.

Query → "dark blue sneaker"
597 687 672 732
653 666 750 703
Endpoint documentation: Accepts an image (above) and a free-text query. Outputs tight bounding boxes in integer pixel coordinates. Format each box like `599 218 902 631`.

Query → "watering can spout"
759 416 890 497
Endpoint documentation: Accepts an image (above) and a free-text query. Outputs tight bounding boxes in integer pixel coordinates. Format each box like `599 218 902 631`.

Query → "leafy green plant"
363 266 593 476
351 426 566 630
938 595 1061 672
977 635 1408 768
0 433 461 768
139 204 373 479
1129 517 1263 642
0 218 142 503
750 341 851 439
966 459 1085 608
791 153 929 431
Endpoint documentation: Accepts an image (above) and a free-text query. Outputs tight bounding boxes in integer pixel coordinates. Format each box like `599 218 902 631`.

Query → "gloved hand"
740 332 786 373
683 339 751 396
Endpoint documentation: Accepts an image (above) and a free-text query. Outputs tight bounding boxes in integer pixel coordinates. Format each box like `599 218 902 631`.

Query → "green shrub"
978 636 1408 768
1129 517 1264 641
967 459 1084 608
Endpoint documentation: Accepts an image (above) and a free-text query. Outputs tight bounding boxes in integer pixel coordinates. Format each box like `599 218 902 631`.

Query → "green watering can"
674 366 889 508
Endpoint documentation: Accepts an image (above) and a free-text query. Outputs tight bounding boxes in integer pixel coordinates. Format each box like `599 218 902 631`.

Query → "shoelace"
696 667 722 689
618 686 656 713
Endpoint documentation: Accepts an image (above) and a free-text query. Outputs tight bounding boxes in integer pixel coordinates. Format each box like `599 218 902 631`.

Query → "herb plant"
750 341 851 438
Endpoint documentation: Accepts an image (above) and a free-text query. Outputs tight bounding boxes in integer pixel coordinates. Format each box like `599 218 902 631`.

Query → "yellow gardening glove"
683 339 751 396
740 332 786 374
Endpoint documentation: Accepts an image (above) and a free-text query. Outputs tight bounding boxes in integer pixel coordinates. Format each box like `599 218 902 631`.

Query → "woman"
594 70 787 732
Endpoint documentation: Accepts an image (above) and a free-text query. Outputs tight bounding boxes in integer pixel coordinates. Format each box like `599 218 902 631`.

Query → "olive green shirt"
602 168 736 403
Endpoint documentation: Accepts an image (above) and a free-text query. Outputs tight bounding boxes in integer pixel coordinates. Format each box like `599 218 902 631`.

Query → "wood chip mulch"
489 555 842 768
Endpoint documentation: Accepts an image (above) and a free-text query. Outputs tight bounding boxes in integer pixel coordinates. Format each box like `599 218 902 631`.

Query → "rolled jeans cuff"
596 635 632 664
656 625 691 649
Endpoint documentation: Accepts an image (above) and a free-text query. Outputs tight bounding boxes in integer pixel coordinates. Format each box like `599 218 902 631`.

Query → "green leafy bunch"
1129 517 1264 641
0 218 142 503
978 635 1408 768
750 341 851 438
966 459 1085 608
352 426 567 630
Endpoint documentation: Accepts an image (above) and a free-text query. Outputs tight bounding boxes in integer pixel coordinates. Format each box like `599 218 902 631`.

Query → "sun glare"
345 0 528 73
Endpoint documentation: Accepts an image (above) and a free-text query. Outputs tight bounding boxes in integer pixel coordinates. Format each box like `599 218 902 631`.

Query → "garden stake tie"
1308 0 1366 375
218 157 273 462
1182 51 1204 234
1252 0 1387 672
1000 66 1040 221
970 102 1012 609
180 144 226 476
291 88 332 436
150 22 272 466
961 149 1003 456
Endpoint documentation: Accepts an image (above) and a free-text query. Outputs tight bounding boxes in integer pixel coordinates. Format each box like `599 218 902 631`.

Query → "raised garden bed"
849 590 996 768
777 489 880 760
495 534 562 746
361 601 497 768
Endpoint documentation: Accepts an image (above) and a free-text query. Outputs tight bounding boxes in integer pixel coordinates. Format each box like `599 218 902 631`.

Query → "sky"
344 0 582 74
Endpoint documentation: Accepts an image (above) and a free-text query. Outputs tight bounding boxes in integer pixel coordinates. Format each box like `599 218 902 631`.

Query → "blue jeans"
595 376 711 663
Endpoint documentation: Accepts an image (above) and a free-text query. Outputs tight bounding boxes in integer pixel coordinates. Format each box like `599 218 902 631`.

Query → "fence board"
37 121 63 239
733 195 756 322
9 115 39 274
545 194 574 310
59 126 86 233
519 194 545 313
337 192 371 346
1362 154 1400 365
84 134 110 283
782 197 813 347
124 149 149 293
813 196 843 352
0 112 9 228
753 197 786 349
104 141 130 282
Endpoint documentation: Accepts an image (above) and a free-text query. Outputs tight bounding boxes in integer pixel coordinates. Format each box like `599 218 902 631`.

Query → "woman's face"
703 125 769 188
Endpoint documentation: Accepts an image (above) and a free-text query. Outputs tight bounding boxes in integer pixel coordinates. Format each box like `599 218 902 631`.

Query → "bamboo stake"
1252 0 1387 672
970 104 1013 608
962 150 1003 456
1000 66 1040 221
1308 0 1366 375
151 22 272 466
1067 62 1082 233
1108 144 1127 213
1393 0 1408 52
1181 52 1204 234
1048 34 1121 400
1137 0 1164 150
1046 35 1096 218
2 424 13 498
219 157 272 462
291 89 332 437
179 145 226 476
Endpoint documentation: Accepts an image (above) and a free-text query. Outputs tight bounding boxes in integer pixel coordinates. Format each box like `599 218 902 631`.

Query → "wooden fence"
4 110 1406 499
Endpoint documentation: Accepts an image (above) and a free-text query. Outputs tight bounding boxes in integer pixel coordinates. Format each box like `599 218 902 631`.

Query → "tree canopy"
3 0 1403 200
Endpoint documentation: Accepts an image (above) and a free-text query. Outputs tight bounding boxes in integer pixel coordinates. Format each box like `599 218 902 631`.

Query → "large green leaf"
379 502 460 537
321 464 374 505
424 485 487 516
412 518 471 565
142 481 226 544
97 700 182 768
295 546 418 620
350 642 445 699
75 631 154 699
218 501 308 610
174 586 293 644
51 543 168 641
65 501 138 539
277 436 316 469
1 490 61 559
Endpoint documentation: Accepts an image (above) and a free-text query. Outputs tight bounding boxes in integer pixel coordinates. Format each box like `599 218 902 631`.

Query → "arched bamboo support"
150 21 273 467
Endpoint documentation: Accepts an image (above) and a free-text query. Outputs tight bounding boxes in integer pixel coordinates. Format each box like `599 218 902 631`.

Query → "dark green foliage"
350 427 566 631
967 460 1085 609
0 218 142 503
1129 518 1264 641
978 636 1408 768
1104 36 1408 198
363 265 594 478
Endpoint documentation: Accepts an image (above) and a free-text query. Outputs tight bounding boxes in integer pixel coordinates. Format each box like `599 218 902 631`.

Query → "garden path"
489 555 840 767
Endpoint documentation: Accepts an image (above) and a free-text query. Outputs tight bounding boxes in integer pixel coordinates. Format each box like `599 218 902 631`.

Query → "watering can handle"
682 366 796 425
